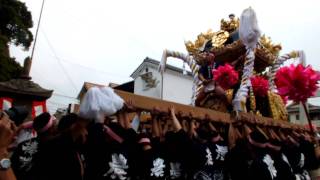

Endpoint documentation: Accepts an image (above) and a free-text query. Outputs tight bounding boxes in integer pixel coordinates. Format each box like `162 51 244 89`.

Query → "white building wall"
289 114 297 121
163 69 193 105
134 66 161 99
289 112 320 127
133 63 193 105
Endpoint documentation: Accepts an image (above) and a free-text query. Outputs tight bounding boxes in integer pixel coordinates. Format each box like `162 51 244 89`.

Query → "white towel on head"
79 87 124 121
99 87 124 111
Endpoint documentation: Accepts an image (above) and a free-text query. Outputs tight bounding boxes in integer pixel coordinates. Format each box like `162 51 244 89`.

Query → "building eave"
0 78 53 100
130 57 193 79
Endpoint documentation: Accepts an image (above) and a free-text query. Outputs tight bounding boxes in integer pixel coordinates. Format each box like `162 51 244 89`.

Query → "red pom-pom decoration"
213 64 239 90
275 64 320 102
281 95 288 105
250 76 269 97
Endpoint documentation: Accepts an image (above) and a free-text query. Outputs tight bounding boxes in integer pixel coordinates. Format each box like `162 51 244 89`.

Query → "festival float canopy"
75 8 319 150
158 7 309 123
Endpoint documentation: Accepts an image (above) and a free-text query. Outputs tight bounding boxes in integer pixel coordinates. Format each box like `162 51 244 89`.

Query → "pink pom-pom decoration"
275 64 320 102
281 95 288 105
250 76 269 97
213 64 239 90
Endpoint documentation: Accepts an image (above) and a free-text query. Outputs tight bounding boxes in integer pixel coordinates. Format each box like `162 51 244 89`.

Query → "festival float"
116 8 320 149
75 7 320 179
159 7 307 121
115 7 320 147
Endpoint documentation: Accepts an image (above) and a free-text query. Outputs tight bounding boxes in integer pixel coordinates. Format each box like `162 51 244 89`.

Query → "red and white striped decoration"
0 97 13 110
32 101 47 118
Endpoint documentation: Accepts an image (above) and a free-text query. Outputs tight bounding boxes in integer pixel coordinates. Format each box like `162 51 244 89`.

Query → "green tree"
0 0 33 81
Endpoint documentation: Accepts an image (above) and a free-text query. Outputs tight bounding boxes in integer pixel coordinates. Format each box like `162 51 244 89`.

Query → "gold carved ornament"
249 87 256 113
225 89 234 104
267 91 288 121
220 16 239 33
259 34 282 56
185 30 229 62
185 14 240 63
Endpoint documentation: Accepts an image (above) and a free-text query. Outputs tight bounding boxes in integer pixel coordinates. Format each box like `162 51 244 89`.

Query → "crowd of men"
0 93 319 180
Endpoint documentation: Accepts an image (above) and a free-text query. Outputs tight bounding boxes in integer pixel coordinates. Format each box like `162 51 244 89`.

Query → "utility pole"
22 0 45 78
30 0 45 64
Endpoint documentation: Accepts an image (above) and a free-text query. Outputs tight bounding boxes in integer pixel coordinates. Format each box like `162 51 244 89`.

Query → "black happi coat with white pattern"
188 139 228 180
11 138 39 180
84 123 138 180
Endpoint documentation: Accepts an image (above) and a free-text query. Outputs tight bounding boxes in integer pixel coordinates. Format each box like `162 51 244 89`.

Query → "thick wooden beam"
115 90 230 124
114 90 307 131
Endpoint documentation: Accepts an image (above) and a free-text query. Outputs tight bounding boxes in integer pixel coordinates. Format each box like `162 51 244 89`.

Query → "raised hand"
169 105 175 116
152 106 162 115
125 99 136 111
168 105 182 132
0 111 16 152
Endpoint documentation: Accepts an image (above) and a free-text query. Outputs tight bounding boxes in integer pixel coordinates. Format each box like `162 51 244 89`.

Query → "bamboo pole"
302 103 315 135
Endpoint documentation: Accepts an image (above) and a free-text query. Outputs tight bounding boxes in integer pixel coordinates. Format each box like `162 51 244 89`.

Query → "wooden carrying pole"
115 90 230 124
114 90 307 131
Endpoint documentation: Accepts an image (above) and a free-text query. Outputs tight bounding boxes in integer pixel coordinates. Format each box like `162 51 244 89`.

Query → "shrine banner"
0 97 13 110
32 101 47 118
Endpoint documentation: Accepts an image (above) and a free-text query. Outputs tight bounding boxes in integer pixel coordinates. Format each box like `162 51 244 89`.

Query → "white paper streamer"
233 7 261 112
239 7 261 49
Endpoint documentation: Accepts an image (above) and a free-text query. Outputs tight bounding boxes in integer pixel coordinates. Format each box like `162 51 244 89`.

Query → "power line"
54 56 131 80
40 29 79 93
47 101 68 107
31 70 80 100
31 70 75 96
46 102 68 110
52 93 78 100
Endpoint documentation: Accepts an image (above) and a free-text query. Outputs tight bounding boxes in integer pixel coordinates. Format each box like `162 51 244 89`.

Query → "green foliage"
0 34 22 81
0 0 33 81
0 56 22 82
0 0 34 49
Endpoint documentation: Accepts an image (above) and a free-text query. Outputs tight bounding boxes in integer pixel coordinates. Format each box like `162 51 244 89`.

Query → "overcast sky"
10 0 320 112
